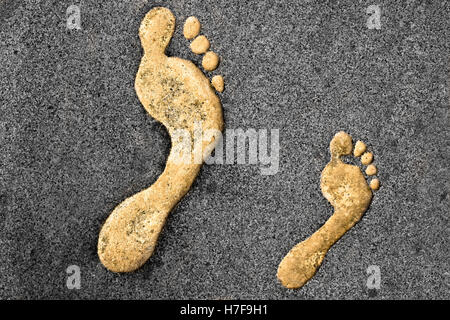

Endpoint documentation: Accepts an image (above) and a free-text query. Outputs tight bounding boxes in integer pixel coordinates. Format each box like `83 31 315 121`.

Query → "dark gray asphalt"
0 0 448 299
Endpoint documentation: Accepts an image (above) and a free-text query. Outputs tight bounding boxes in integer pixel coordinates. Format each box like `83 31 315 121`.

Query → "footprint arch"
97 7 223 273
277 131 380 289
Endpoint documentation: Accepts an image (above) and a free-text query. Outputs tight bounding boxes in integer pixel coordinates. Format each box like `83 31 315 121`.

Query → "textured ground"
0 0 449 299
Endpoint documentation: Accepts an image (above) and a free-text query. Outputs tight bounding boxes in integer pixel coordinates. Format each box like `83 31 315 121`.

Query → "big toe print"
277 132 380 289
98 7 224 273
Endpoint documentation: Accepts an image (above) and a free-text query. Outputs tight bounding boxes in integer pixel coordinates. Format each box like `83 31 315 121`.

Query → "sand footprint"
97 7 224 272
277 131 380 289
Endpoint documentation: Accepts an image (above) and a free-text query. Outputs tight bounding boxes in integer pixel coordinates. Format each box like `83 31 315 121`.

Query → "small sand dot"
354 140 367 157
202 51 219 71
361 152 373 165
366 164 377 176
190 35 210 54
211 75 224 92
370 178 380 190
183 16 201 39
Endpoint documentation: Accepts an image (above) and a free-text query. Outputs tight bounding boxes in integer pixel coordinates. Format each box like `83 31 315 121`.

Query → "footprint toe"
330 131 353 157
183 16 201 39
365 164 377 176
370 178 380 190
354 140 367 157
361 152 373 165
202 51 219 71
190 35 210 54
139 7 175 54
211 75 224 92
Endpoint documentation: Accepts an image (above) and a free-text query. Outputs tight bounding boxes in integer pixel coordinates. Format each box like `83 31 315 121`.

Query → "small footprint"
97 7 224 273
277 132 380 289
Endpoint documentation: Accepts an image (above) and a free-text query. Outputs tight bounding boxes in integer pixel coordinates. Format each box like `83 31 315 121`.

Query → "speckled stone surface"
0 0 448 299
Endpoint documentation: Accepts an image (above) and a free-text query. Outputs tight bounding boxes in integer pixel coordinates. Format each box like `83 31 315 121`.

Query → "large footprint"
98 7 223 272
277 132 380 289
